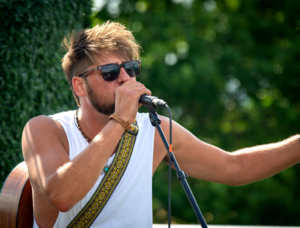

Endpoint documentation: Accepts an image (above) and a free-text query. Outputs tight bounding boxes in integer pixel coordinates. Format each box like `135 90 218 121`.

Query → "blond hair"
61 21 141 106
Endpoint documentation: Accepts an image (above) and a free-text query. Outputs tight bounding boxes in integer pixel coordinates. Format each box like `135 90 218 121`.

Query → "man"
22 21 300 228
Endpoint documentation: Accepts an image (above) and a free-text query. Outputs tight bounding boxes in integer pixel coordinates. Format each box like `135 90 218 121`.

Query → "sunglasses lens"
101 65 120 81
99 60 141 81
124 61 141 77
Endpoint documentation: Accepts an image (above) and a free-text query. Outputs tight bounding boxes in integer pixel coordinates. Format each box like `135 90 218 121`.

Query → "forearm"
45 120 125 211
229 134 300 186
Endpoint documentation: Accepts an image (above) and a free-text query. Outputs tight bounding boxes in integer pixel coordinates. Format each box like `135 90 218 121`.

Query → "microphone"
139 95 167 108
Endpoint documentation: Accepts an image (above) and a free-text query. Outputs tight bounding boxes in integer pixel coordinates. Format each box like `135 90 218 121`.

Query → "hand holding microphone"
114 80 166 121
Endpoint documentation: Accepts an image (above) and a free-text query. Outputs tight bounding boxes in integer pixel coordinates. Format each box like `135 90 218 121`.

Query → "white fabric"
33 218 38 228
33 111 155 228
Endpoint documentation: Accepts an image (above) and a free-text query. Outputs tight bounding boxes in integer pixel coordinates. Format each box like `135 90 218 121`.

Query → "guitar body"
0 161 33 228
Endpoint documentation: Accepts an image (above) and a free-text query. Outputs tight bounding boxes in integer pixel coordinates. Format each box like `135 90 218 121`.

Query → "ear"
72 76 87 97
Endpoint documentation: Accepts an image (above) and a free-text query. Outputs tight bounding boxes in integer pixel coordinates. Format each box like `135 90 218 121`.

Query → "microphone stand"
145 105 208 228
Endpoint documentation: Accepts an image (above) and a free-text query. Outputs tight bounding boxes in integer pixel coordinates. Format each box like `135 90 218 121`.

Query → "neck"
77 104 111 141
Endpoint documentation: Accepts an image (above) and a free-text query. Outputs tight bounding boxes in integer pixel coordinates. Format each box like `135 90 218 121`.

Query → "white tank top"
33 111 155 228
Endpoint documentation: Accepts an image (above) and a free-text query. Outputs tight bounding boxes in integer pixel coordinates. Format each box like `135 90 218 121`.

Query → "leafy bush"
0 0 92 188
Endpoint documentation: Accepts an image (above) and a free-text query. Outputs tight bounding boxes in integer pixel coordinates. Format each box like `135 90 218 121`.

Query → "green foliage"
0 0 91 188
1 0 300 226
92 0 300 225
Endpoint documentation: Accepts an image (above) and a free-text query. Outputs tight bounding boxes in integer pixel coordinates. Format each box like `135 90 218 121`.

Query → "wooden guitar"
0 161 33 227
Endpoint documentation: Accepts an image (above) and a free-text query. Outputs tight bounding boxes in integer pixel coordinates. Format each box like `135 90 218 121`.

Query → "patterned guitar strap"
67 120 139 228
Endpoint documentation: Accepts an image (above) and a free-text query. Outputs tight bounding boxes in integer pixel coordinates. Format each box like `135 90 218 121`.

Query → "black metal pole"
148 110 208 228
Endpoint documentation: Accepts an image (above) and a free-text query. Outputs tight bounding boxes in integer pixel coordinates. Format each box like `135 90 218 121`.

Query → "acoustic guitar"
0 161 33 227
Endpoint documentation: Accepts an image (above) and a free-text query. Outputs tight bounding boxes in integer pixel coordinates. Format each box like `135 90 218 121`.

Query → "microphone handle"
139 95 157 105
139 95 167 108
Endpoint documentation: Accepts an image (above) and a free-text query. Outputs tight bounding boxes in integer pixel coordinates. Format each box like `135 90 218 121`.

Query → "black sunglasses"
78 60 142 81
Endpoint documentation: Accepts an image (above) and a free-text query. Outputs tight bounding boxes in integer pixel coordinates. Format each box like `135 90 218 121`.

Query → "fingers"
118 81 151 99
114 81 151 122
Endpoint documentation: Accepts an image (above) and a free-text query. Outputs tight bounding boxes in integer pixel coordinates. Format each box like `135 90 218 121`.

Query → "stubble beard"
86 81 115 115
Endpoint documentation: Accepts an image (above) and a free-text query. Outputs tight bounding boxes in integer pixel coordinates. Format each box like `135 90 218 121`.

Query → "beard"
86 80 115 115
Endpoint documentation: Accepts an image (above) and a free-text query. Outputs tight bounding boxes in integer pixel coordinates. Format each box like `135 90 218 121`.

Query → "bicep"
22 116 70 193
162 118 236 184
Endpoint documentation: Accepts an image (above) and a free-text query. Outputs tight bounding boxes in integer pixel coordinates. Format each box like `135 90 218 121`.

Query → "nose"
118 67 131 84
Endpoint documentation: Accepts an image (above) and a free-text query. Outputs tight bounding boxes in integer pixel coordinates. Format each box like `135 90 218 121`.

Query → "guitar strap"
67 120 139 228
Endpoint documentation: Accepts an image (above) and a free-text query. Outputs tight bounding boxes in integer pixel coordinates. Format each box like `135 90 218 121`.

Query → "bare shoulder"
22 115 68 158
22 115 70 185
155 114 196 148
23 115 63 138
153 115 232 182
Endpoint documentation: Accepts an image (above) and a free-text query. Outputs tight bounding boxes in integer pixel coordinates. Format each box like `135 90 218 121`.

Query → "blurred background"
1 0 300 225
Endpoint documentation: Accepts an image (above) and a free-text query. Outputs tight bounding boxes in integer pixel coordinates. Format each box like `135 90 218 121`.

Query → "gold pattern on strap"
67 121 139 228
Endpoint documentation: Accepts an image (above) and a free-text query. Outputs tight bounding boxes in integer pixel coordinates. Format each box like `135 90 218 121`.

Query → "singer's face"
84 54 136 115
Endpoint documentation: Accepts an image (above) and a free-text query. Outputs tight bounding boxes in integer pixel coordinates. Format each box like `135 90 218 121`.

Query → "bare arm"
228 135 300 185
158 116 300 186
22 115 125 212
